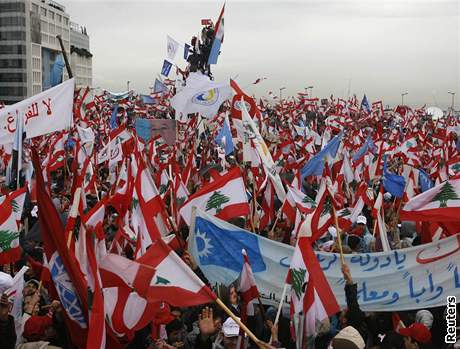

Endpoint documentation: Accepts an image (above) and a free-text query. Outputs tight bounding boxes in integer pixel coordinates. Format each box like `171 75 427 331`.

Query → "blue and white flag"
189 209 460 311
50 54 65 87
361 94 371 113
161 59 173 77
184 43 191 60
418 168 434 193
352 135 376 162
214 117 234 155
208 4 225 65
383 156 406 198
109 104 119 129
300 132 343 179
153 78 168 94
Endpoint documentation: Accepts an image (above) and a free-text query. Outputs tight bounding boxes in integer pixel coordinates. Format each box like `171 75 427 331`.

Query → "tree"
321 195 333 217
291 268 306 299
0 230 19 252
302 195 317 207
431 181 459 208
205 191 230 213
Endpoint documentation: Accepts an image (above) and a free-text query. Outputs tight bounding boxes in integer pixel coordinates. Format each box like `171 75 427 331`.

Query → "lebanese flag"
282 185 317 223
259 178 275 230
239 249 260 305
100 239 216 307
287 237 339 340
179 167 250 226
400 178 460 223
0 186 27 264
373 187 391 251
230 79 260 120
32 148 88 348
103 287 163 339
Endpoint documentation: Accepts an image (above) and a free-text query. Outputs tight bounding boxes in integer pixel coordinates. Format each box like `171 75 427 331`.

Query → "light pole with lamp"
448 91 455 114
401 92 408 105
279 87 286 101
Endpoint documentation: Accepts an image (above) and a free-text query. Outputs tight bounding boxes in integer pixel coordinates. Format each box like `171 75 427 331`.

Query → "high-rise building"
0 0 92 105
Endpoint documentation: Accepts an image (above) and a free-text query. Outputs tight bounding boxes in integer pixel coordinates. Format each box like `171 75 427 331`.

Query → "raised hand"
198 306 215 338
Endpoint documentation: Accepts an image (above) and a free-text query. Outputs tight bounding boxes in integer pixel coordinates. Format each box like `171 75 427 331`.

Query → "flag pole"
331 205 345 266
215 297 262 346
270 283 288 343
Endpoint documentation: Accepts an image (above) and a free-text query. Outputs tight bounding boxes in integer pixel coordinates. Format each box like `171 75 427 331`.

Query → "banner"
0 78 74 144
189 209 460 311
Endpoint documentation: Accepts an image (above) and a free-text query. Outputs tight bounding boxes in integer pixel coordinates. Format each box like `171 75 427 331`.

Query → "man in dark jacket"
340 263 369 343
0 293 16 349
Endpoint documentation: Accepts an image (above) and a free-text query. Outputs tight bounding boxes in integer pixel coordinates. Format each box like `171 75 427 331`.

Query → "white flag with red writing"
0 78 74 144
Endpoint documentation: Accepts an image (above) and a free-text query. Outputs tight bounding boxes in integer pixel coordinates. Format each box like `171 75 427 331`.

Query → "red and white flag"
179 167 250 226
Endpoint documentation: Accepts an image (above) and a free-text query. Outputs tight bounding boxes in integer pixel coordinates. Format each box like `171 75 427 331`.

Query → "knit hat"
332 326 365 349
415 310 434 330
399 323 432 344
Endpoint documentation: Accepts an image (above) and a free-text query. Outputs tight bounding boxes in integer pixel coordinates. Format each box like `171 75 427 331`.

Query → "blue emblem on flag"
194 216 266 272
192 88 219 106
49 253 87 328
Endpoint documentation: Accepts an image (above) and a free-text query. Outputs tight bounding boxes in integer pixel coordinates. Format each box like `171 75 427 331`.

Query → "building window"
0 72 26 83
0 17 26 26
0 31 26 41
49 11 54 20
32 3 38 13
0 58 26 68
57 14 62 23
41 20 48 32
0 2 26 13
49 23 55 34
0 86 27 97
41 7 47 17
0 44 26 54
41 33 48 44
64 17 69 26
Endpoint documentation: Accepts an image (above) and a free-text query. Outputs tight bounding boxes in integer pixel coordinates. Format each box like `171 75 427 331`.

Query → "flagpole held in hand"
332 205 345 266
270 283 288 343
215 297 263 347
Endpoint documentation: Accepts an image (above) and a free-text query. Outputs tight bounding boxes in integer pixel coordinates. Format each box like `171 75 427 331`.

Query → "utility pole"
305 85 314 97
127 80 131 91
279 87 286 101
401 92 408 105
448 91 455 114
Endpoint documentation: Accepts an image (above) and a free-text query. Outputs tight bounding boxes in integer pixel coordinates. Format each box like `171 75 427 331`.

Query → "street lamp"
127 80 131 91
279 87 286 100
401 92 408 105
448 91 455 114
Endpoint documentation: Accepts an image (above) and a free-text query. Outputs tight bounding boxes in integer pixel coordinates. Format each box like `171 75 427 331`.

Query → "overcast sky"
61 0 459 108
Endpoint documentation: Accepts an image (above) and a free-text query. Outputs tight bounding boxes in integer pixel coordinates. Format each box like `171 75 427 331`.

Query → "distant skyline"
62 0 459 108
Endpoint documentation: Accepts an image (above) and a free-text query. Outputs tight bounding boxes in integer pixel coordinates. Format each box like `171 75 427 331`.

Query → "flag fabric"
179 167 249 225
208 4 225 65
50 54 65 87
184 43 191 60
240 98 286 201
5 266 28 342
419 168 434 193
239 249 260 305
32 149 88 348
153 78 168 94
12 110 24 187
383 157 406 198
0 187 27 264
400 178 460 223
214 116 234 155
0 78 74 144
373 188 391 252
170 72 232 120
287 237 340 344
110 104 119 129
100 239 216 307
166 35 180 60
300 133 343 179
161 59 173 77
361 94 371 113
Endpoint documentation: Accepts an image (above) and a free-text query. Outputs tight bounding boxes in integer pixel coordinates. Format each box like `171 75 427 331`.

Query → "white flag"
166 35 180 60
0 78 74 144
171 72 232 119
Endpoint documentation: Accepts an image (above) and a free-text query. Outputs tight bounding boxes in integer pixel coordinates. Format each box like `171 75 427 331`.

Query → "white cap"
333 326 365 349
328 226 337 238
0 271 13 294
222 317 240 337
356 215 367 225
384 192 392 201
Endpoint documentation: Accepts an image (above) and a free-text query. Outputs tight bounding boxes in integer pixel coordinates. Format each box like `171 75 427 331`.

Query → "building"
70 21 92 88
0 0 92 105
